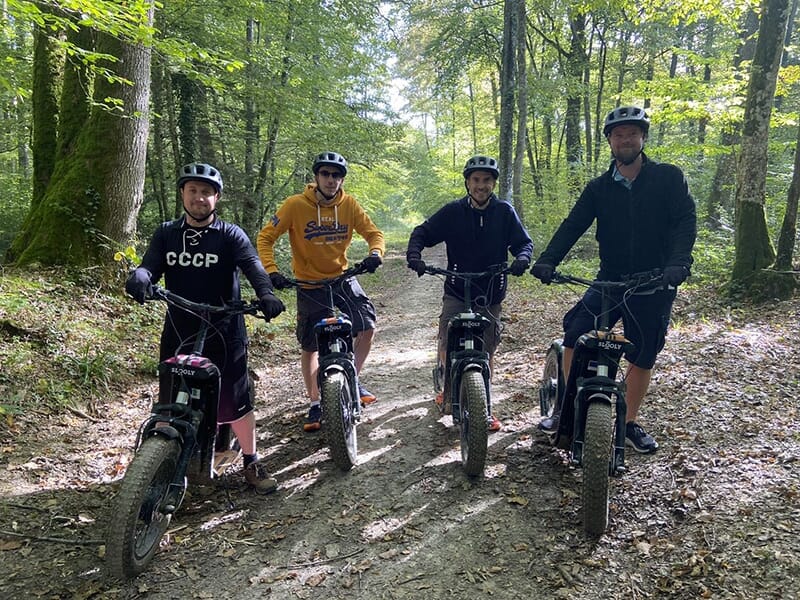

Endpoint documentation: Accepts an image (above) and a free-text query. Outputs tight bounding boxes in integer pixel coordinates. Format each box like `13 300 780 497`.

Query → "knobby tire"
321 372 357 471
105 437 181 580
582 400 613 536
460 370 488 477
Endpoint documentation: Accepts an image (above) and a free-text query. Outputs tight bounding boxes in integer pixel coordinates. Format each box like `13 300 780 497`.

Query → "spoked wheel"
321 371 357 471
582 399 614 536
459 370 488 477
105 437 181 580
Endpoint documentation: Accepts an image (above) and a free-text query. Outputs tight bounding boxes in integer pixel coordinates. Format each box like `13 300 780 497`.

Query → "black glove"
407 258 426 277
362 254 383 273
509 257 530 277
531 262 555 284
269 271 290 290
125 268 152 304
259 293 285 320
663 265 689 287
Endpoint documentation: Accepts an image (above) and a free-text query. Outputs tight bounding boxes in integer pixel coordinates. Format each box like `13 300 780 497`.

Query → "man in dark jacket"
125 162 286 492
531 106 696 453
406 155 534 432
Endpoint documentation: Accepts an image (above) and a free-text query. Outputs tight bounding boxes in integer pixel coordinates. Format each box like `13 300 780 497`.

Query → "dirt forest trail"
0 249 799 599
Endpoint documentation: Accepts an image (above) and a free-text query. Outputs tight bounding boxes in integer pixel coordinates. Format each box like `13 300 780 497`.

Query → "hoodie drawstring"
317 199 339 230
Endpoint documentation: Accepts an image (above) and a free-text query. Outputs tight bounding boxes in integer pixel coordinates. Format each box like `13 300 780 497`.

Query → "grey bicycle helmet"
603 106 650 137
312 151 348 176
177 162 223 193
463 155 499 179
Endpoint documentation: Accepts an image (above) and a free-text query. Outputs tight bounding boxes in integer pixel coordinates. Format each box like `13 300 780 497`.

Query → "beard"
613 144 642 166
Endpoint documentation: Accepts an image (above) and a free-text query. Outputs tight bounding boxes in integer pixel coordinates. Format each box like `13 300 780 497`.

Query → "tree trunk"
731 0 791 297
592 27 609 169
31 22 62 208
498 0 517 202
774 121 800 270
149 58 170 223
242 17 260 237
565 12 587 194
706 9 760 228
9 5 154 267
512 0 527 217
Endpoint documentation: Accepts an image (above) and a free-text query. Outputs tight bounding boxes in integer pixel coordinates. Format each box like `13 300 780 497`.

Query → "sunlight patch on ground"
272 447 330 497
356 441 400 464
385 496 505 566
423 445 461 468
367 425 398 440
378 347 434 366
279 467 322 497
483 462 507 479
361 504 431 543
200 509 246 531
381 406 430 423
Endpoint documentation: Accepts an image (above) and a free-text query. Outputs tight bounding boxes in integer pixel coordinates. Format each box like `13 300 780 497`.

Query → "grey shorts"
438 294 502 357
296 277 377 351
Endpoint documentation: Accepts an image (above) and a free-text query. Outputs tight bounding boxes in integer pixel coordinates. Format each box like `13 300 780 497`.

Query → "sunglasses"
318 169 344 180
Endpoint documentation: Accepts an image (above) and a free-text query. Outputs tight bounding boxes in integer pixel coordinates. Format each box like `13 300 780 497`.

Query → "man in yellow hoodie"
257 151 385 432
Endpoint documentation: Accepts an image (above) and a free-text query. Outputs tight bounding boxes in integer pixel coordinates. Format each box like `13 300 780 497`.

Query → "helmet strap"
183 206 217 226
614 147 643 166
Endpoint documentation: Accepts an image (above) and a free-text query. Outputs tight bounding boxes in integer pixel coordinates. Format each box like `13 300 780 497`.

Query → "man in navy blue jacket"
406 155 533 431
125 163 285 493
531 107 696 454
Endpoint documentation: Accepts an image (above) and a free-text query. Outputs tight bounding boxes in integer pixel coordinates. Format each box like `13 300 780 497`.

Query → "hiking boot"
487 415 502 432
625 421 658 454
358 383 377 405
243 461 278 494
303 404 322 432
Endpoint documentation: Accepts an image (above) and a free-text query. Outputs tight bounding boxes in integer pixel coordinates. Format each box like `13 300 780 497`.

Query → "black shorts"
563 286 676 369
160 332 253 424
296 277 377 352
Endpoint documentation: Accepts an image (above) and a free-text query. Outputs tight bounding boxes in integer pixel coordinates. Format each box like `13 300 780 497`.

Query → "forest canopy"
0 0 798 297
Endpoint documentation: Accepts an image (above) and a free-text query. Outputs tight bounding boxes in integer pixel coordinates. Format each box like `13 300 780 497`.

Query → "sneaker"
434 391 452 415
243 461 278 494
304 404 322 432
358 383 377 405
625 421 658 454
538 414 560 432
487 415 502 432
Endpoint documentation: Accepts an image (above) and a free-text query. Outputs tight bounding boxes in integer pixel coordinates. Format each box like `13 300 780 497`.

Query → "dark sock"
243 453 258 468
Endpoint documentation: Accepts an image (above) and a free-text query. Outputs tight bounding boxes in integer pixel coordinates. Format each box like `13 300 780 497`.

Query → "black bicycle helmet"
463 155 499 179
603 106 650 137
177 162 223 193
312 151 348 176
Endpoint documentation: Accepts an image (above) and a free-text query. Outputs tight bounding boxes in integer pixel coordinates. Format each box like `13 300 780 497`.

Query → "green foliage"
0 266 163 416
62 343 116 397
0 178 32 259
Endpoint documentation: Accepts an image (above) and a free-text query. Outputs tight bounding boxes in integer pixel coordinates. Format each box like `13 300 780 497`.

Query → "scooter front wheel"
321 371 357 471
105 437 181 580
582 399 613 536
459 370 488 477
